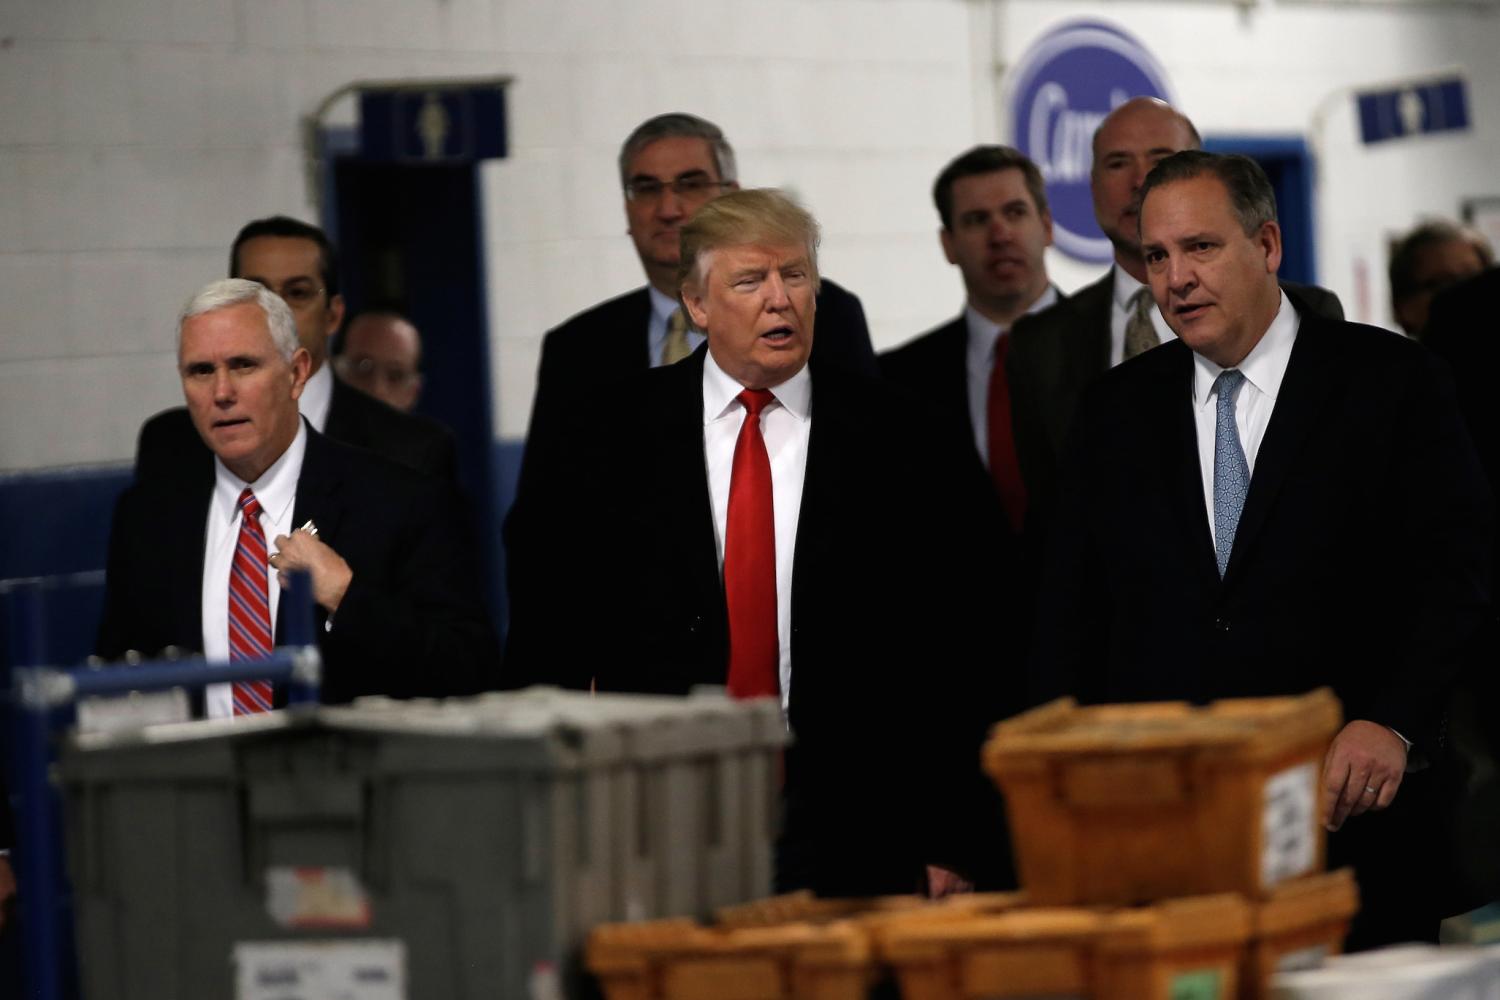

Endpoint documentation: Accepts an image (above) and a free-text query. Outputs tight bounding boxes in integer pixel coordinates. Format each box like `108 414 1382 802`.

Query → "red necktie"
987 331 1027 533
229 488 275 715
724 389 779 699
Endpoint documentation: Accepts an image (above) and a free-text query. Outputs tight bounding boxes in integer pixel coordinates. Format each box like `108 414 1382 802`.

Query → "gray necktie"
1212 369 1250 578
661 308 692 366
1123 288 1160 361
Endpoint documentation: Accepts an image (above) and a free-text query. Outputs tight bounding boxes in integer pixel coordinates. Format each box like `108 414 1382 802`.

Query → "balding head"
1091 98 1201 278
335 311 424 412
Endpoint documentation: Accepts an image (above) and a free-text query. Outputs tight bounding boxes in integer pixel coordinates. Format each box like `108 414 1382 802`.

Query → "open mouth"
760 325 795 344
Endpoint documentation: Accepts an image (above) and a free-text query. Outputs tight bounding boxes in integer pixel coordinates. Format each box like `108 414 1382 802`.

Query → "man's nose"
213 369 235 403
763 273 791 310
1166 254 1195 293
656 187 687 219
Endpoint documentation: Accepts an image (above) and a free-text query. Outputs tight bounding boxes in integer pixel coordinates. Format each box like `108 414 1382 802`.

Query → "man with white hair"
98 280 500 710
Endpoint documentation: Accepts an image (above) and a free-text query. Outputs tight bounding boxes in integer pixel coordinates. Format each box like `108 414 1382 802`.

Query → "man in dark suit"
99 280 499 709
506 190 1010 897
518 114 877 497
1389 221 1491 340
135 217 456 485
1032 151 1492 947
880 145 1062 537
1007 99 1342 517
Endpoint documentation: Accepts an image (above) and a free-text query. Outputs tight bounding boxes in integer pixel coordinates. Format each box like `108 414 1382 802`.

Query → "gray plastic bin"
59 688 786 999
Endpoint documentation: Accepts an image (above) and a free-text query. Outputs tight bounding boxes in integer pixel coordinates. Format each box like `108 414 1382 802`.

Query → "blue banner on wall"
359 84 508 163
1009 21 1175 264
1356 78 1469 145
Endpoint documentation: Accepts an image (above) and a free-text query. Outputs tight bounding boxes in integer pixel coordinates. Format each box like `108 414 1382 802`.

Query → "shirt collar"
1112 264 1150 311
648 285 680 326
964 285 1059 364
1193 289 1299 409
702 349 812 424
299 363 334 432
212 419 308 527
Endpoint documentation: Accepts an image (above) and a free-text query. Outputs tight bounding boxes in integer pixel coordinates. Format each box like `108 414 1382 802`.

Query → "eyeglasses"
254 279 326 310
624 174 732 203
335 356 420 389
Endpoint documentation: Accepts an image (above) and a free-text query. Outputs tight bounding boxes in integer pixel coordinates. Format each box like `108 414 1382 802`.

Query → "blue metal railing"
3 571 321 1000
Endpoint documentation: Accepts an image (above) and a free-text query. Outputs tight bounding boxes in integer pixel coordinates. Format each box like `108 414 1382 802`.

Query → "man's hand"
1321 720 1407 832
926 864 973 899
0 856 16 933
270 530 352 613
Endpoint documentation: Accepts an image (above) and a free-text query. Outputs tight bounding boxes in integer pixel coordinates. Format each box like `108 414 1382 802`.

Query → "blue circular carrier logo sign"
1010 22 1175 263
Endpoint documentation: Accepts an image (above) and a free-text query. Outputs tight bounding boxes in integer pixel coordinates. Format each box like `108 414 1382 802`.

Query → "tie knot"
237 488 263 521
1131 287 1154 318
738 388 776 418
1214 368 1246 394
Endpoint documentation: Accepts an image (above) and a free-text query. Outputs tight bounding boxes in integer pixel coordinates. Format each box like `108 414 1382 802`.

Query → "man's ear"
1259 220 1283 275
682 283 710 331
939 227 958 266
1042 209 1054 247
289 347 313 401
326 293 346 339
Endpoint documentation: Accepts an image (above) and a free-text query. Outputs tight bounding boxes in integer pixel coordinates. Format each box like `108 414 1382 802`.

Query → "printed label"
1261 761 1318 888
1169 968 1224 1000
266 867 372 929
234 939 404 1000
1276 944 1330 973
76 689 189 733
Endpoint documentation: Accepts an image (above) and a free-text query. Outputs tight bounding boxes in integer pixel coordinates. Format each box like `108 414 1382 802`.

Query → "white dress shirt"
702 351 812 710
299 362 334 432
1108 264 1178 368
647 285 705 367
200 421 307 718
965 286 1059 466
1192 290 1299 549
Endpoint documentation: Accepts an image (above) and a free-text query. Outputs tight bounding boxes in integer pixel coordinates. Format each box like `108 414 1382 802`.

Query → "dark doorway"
328 160 501 623
1203 136 1319 286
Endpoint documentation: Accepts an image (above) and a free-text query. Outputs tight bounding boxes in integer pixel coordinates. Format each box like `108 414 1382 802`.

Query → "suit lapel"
1156 344 1221 587
1222 310 1334 583
169 475 213 649
280 426 344 641
628 287 657 369
647 350 722 602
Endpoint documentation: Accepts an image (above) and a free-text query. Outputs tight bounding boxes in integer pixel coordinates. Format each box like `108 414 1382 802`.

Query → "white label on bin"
77 689 189 733
1261 761 1318 888
266 867 372 929
234 939 405 1000
1276 944 1330 972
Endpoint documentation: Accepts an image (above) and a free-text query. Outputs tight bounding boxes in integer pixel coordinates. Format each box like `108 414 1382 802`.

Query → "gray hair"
618 112 738 188
1389 219 1494 301
1139 150 1277 238
177 279 298 360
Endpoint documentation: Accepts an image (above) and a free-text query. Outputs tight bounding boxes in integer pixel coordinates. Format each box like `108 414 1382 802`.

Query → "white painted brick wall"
2 0 1496 469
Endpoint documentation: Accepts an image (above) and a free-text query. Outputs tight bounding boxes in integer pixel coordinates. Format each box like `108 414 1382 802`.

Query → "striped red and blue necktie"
228 488 275 715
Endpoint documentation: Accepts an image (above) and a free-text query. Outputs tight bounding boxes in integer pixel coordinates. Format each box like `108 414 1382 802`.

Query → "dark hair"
1139 151 1277 237
1388 220 1493 301
228 215 341 297
619 113 738 188
932 146 1049 230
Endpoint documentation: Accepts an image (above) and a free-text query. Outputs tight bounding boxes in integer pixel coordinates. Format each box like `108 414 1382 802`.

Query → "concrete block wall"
995 0 1500 326
3 0 1497 468
0 0 983 467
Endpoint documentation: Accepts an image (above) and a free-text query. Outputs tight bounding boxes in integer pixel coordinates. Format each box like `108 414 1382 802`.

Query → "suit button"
1213 617 1231 632
688 615 703 634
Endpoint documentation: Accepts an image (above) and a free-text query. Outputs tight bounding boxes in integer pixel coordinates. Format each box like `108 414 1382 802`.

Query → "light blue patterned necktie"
1212 369 1250 578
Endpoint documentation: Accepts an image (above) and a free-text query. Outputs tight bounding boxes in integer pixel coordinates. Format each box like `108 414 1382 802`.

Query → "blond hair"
677 188 821 295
